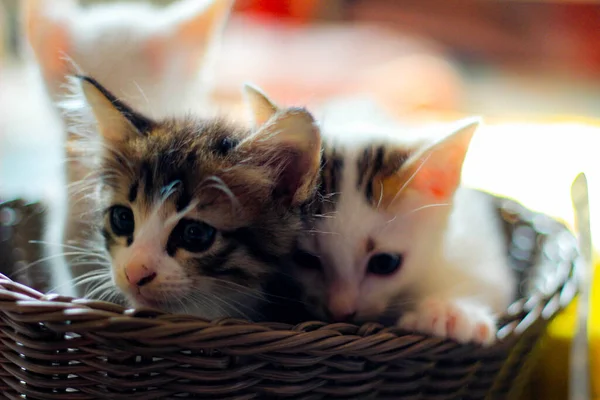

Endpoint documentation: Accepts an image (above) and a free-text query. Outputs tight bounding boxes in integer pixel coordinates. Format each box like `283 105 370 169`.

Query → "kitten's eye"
110 206 135 236
178 219 216 253
367 253 403 275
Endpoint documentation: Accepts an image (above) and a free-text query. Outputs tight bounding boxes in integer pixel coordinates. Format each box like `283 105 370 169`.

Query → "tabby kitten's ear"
378 118 480 209
239 107 322 206
78 76 153 144
242 83 279 126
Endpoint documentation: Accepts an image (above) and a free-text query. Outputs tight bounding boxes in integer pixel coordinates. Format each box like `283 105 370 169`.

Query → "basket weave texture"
0 196 579 399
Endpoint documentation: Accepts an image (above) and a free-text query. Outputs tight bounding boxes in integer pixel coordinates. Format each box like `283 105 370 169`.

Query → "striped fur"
71 77 320 323
315 140 413 217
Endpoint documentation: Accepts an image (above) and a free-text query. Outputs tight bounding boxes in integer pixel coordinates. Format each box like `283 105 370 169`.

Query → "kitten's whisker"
319 192 341 202
197 176 240 214
69 262 111 271
308 229 341 236
390 153 432 207
386 203 451 228
51 266 112 296
206 280 267 302
208 293 256 321
132 81 151 115
160 180 183 204
29 240 101 254
164 199 201 230
403 203 450 217
186 291 229 317
312 211 338 219
209 276 309 306
85 281 116 300
72 274 110 290
70 269 110 282
376 180 384 210
10 251 103 278
48 269 108 293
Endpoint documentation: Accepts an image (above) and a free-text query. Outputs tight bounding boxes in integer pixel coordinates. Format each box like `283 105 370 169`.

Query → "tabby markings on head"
356 144 411 207
316 142 412 214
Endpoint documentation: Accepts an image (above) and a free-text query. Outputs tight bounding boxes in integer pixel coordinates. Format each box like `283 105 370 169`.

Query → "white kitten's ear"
238 108 322 206
407 118 480 199
78 76 153 144
145 0 233 77
169 0 233 43
242 83 280 126
23 0 77 80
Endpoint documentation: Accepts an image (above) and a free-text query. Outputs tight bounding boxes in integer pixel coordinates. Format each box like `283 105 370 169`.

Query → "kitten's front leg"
397 297 497 346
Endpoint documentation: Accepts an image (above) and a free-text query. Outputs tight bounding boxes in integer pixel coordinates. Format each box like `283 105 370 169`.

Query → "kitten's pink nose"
328 290 358 323
125 262 157 287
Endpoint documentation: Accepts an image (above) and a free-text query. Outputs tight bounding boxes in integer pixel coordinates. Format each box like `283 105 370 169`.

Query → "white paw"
397 298 497 346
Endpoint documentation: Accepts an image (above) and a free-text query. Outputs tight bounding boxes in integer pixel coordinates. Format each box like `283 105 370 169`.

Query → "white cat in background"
19 0 233 297
24 0 232 117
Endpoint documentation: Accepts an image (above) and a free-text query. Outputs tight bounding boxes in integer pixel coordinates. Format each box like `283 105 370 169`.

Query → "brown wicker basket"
0 195 579 400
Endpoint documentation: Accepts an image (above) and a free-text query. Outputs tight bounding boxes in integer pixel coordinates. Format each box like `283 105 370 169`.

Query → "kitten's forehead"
106 118 252 216
318 120 458 214
317 137 415 215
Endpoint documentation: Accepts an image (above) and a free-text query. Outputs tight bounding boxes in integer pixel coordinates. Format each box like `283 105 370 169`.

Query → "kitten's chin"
125 290 185 312
125 291 236 320
127 294 168 310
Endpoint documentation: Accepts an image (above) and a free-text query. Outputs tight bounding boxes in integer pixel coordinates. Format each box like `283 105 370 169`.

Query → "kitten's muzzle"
328 283 359 323
125 263 157 288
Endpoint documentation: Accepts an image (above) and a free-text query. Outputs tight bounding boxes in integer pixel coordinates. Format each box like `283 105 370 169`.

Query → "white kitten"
24 0 232 117
243 85 515 345
312 119 515 345
21 0 232 297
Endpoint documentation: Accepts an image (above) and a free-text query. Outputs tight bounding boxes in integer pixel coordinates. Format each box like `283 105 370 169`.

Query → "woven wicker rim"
0 194 580 359
0 196 581 399
0 266 577 361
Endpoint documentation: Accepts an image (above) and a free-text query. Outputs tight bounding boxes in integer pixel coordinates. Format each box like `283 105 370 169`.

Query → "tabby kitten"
245 87 515 345
72 76 321 321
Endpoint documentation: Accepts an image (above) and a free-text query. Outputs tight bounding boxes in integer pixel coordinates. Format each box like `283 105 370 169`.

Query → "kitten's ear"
170 0 233 43
242 83 279 126
78 76 153 144
145 0 232 77
23 0 77 81
239 108 322 206
406 118 480 199
377 118 479 208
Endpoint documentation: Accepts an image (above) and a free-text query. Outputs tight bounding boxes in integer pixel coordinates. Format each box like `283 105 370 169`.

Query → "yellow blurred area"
461 117 600 400
528 255 599 400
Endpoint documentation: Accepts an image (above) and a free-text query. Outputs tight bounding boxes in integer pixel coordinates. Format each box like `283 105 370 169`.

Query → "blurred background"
3 0 600 115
